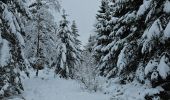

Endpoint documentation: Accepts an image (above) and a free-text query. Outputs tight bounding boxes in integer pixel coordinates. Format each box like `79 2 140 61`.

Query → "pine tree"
0 0 30 98
107 0 141 79
93 0 170 99
55 10 82 78
108 0 170 86
71 20 81 47
93 0 114 76
138 0 170 99
71 20 82 64
86 35 96 52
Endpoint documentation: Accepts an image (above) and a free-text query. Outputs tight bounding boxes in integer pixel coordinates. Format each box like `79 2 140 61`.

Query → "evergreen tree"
93 0 114 76
106 0 142 79
55 10 82 78
86 35 96 52
93 0 170 99
0 0 30 98
71 20 82 64
71 20 81 47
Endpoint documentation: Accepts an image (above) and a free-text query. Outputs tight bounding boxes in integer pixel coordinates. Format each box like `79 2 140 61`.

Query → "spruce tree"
71 20 81 47
93 0 170 99
0 0 30 98
93 0 113 76
56 10 82 78
71 20 82 63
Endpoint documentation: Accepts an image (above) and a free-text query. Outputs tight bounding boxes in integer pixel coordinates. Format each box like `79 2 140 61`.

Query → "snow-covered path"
22 77 110 100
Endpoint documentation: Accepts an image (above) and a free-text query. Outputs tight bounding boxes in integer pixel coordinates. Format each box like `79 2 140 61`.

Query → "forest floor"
8 69 162 100
10 70 110 100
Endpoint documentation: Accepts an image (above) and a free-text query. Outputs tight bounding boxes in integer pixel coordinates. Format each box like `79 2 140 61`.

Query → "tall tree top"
71 20 79 37
62 9 68 20
59 9 69 28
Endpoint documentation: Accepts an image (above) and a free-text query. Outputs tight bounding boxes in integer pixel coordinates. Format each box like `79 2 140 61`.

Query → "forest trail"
20 73 110 100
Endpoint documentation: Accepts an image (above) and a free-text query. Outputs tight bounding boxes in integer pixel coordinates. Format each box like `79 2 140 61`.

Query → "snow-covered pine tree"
105 0 142 80
70 20 82 78
93 0 114 76
55 10 81 78
25 0 60 76
71 20 81 48
93 0 170 99
137 0 170 99
0 0 30 98
71 21 82 58
86 35 96 53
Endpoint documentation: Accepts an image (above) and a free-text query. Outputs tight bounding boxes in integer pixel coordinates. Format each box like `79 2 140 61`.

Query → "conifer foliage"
92 0 170 99
55 11 82 78
0 0 30 98
94 0 114 76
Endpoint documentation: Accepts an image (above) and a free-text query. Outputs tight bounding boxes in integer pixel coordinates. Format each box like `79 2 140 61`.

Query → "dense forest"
0 0 170 100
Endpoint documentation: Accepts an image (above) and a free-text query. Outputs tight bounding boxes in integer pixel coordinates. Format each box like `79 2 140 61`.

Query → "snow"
9 98 23 100
2 3 25 46
145 60 158 75
122 11 136 22
142 19 163 53
2 6 17 34
0 39 10 67
94 45 102 51
136 65 145 82
14 70 110 100
98 35 108 40
116 26 124 36
157 55 170 79
23 78 109 100
62 52 66 62
102 53 111 61
164 21 170 38
117 44 129 74
151 71 158 81
0 82 9 96
60 60 64 69
106 79 163 100
111 17 118 24
142 19 163 40
137 0 151 17
145 56 170 80
164 0 170 14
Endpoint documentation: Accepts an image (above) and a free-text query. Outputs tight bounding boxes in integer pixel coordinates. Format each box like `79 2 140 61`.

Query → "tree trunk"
36 69 39 76
35 0 41 77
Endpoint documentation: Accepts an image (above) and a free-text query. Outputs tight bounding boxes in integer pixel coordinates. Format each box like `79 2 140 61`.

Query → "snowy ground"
22 77 110 100
10 70 110 100
8 69 164 100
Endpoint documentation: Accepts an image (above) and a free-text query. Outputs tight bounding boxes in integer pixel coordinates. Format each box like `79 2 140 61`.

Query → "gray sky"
61 0 100 45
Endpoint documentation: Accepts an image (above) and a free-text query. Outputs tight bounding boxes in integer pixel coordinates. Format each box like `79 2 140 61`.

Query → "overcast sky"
61 0 100 45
